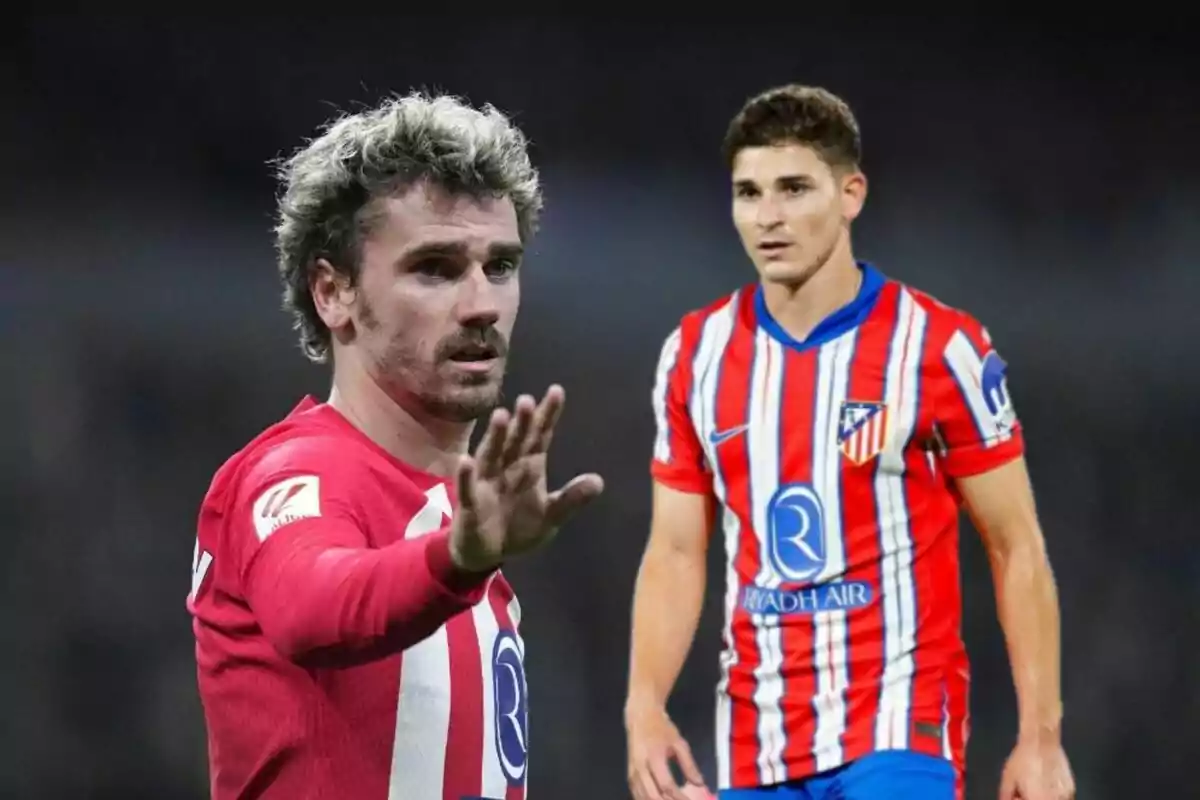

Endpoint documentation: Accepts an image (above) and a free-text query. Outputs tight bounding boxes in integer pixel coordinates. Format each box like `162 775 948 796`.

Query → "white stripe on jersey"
686 296 740 791
652 327 684 464
810 331 857 771
944 329 1015 444
388 627 451 800
748 330 787 786
390 485 456 800
941 686 953 762
873 289 928 752
692 296 739 491
389 486 519 800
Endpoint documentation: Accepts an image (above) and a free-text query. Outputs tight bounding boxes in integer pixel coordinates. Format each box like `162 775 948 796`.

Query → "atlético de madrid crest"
837 401 889 465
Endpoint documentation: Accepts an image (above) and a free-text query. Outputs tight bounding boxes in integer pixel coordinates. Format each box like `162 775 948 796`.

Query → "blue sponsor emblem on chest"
492 629 528 786
757 481 874 614
766 483 827 583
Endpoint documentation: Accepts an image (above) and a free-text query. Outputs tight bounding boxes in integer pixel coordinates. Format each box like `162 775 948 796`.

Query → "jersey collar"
754 261 885 352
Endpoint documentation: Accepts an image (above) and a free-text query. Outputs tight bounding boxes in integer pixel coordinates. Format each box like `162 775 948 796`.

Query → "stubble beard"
358 297 506 423
378 337 506 424
423 374 505 423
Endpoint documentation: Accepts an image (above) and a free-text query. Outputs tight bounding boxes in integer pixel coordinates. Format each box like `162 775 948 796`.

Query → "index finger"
525 384 565 454
647 755 687 800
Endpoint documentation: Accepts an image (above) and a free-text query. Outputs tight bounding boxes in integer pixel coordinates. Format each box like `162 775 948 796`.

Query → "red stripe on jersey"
838 283 900 763
649 301 718 494
949 659 969 787
442 612 484 799
891 292 947 762
777 347 819 776
489 593 525 800
907 308 970 767
713 292 760 787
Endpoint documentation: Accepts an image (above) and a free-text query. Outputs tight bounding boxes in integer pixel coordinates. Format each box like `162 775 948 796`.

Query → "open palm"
450 385 604 572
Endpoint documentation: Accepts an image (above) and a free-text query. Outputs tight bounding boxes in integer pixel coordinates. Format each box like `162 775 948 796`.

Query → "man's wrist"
1017 712 1063 745
623 689 667 724
446 527 501 575
427 530 496 592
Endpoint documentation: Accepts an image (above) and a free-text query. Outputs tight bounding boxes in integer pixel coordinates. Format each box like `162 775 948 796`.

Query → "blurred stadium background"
2 12 1195 799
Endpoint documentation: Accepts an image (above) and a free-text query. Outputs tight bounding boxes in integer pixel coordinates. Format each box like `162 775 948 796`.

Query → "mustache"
436 328 509 360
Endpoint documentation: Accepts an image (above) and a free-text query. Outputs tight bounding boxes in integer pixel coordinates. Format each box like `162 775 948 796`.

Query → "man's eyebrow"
398 240 524 262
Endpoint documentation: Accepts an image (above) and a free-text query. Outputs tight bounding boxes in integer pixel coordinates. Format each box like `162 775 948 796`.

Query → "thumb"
543 472 604 528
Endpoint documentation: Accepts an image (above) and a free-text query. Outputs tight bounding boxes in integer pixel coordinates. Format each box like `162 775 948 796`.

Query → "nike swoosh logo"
709 424 749 446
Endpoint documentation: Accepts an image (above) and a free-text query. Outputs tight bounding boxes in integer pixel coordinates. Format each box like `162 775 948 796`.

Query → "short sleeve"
930 316 1025 478
649 325 712 495
229 435 366 583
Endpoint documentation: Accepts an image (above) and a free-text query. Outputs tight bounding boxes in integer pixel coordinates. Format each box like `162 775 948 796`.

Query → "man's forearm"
247 526 491 667
625 546 706 716
990 534 1064 740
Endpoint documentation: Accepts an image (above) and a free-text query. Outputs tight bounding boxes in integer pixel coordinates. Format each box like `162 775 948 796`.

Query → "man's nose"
455 267 501 328
755 196 785 228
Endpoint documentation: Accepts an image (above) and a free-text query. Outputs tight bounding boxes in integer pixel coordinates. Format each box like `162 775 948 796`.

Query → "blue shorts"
718 751 957 800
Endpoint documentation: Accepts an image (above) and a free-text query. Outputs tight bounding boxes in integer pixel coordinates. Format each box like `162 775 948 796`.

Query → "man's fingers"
474 408 510 478
670 739 706 788
630 767 661 800
998 769 1018 800
544 473 605 528
500 394 536 464
526 384 565 454
455 456 477 511
647 754 686 800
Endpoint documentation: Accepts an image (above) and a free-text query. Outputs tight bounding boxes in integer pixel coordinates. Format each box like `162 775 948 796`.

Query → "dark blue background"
3 12 1194 799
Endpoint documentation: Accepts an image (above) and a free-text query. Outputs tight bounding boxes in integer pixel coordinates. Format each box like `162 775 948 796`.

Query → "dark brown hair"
722 84 862 171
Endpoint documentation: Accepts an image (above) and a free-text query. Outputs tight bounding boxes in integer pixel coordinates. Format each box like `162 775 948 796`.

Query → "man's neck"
327 356 474 478
760 247 862 343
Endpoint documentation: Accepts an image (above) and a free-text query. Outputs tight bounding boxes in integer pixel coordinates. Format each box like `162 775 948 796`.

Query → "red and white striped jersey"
191 398 529 800
650 264 1023 791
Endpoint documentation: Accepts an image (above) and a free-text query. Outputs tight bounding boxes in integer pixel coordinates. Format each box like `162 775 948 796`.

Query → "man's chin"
423 384 504 423
759 259 817 284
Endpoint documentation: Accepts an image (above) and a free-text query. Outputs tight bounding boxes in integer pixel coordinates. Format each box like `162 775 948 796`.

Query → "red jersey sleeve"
929 314 1025 478
230 436 490 666
649 323 713 495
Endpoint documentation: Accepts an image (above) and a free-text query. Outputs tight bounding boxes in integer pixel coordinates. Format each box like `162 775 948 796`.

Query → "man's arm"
626 318 714 799
228 440 492 669
626 481 714 717
931 313 1074 797
625 481 713 799
244 523 489 668
958 456 1063 742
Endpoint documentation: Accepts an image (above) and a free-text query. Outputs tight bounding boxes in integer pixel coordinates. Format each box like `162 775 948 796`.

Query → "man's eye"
485 258 518 278
413 258 455 277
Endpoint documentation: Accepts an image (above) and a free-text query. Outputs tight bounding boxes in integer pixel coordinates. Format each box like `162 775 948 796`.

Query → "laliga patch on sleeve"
980 350 1016 432
251 475 321 541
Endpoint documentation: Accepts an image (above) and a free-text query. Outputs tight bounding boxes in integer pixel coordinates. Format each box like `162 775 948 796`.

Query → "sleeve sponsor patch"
251 475 321 541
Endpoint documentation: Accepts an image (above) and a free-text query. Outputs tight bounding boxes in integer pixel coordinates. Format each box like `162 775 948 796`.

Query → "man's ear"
839 169 867 223
309 258 355 335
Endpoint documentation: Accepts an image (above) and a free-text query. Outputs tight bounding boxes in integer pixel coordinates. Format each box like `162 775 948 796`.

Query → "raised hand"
449 385 604 572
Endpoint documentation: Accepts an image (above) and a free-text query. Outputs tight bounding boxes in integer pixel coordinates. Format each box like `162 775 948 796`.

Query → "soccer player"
624 85 1075 800
188 92 603 800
